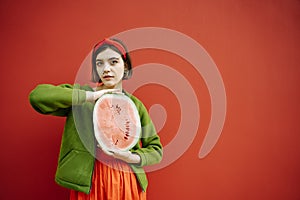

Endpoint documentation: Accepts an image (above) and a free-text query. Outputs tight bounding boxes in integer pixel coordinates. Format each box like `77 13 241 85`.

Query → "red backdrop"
1 0 300 199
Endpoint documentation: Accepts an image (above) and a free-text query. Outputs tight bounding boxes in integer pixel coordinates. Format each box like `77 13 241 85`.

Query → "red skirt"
69 149 146 200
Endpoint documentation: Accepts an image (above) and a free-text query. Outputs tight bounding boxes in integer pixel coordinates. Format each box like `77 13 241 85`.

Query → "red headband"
94 38 127 59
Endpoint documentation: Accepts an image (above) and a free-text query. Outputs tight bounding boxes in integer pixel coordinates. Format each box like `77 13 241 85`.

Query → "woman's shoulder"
123 91 148 113
77 83 94 91
123 91 142 104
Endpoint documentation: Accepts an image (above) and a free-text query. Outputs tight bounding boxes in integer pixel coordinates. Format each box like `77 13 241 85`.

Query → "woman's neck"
96 82 122 91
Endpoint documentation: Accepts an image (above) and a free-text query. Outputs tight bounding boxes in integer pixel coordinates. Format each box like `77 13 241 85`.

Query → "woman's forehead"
96 48 121 60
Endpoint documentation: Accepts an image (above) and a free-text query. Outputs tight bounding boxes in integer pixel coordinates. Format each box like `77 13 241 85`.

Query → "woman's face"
96 48 125 89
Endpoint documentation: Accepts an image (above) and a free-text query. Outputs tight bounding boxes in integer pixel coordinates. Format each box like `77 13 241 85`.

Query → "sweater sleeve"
130 100 163 167
29 83 87 116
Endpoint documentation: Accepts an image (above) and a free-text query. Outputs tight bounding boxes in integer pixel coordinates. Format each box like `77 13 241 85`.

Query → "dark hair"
91 38 132 83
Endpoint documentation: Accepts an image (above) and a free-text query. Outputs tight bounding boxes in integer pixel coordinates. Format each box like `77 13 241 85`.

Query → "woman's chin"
102 82 117 89
102 80 122 89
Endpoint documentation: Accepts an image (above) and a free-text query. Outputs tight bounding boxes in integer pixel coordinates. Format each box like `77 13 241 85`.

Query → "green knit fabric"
29 83 163 194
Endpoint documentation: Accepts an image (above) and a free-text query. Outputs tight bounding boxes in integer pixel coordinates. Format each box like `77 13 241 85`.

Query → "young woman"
29 38 163 200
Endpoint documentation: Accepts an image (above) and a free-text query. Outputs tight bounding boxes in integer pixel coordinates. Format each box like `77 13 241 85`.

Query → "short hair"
91 38 132 83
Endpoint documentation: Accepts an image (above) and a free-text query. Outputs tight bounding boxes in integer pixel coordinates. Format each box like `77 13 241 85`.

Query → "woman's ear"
124 62 129 71
123 63 129 79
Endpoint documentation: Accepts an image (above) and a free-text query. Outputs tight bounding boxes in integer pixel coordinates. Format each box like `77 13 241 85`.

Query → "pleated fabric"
70 149 146 200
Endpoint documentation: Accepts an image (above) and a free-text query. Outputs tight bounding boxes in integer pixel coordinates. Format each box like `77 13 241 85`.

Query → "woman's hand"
112 150 141 164
86 89 121 102
98 145 141 164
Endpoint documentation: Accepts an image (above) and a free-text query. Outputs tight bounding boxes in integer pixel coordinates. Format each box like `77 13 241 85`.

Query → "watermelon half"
93 93 141 152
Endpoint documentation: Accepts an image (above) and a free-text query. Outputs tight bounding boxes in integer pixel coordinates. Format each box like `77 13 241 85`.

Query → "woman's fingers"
94 89 122 100
100 147 114 156
105 89 122 93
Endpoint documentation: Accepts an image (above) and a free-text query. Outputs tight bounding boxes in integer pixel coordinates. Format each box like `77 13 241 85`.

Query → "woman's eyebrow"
108 57 120 61
96 57 120 61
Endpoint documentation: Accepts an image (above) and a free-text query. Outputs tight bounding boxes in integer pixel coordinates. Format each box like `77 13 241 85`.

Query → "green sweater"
29 84 163 194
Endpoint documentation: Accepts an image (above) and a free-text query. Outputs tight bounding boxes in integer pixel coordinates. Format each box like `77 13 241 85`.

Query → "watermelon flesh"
94 94 141 151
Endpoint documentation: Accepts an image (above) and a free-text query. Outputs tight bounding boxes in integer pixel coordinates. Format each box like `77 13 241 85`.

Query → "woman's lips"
103 75 114 80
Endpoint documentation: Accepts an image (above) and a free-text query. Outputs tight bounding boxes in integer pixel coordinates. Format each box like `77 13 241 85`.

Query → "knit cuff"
72 89 87 105
131 149 147 167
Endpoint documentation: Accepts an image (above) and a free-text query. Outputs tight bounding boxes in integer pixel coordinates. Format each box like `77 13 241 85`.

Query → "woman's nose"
103 63 111 72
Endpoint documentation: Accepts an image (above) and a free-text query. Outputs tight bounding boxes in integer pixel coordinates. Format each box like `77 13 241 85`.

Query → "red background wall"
1 0 300 199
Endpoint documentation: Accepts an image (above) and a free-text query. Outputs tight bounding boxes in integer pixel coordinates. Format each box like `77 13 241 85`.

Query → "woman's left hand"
99 146 141 164
112 150 141 164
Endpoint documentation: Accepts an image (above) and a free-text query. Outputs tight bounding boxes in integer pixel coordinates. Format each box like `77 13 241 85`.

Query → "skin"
95 48 127 90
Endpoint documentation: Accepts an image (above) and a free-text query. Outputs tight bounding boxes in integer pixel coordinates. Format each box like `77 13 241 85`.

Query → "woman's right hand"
86 89 121 102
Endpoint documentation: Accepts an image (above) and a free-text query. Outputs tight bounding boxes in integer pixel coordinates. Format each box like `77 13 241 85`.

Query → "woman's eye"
111 60 118 65
96 62 103 67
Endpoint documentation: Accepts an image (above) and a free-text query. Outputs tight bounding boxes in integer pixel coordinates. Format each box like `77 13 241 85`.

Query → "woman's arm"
29 84 88 116
131 101 163 167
